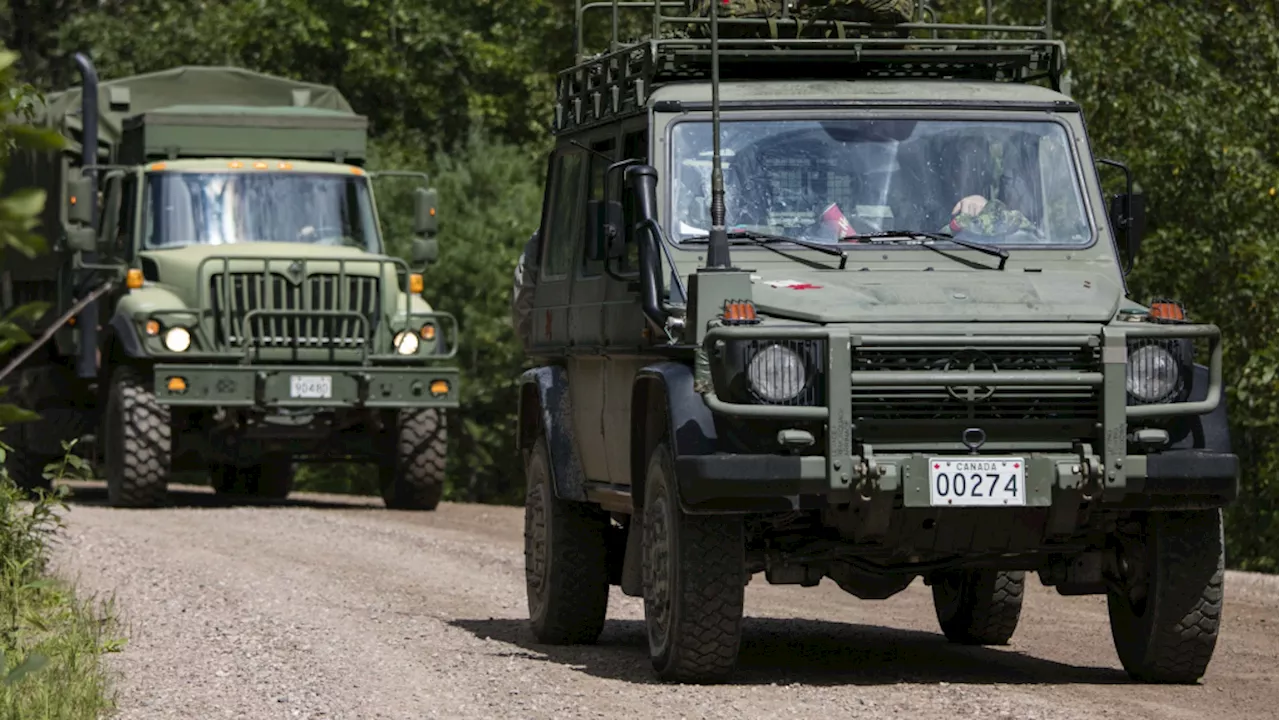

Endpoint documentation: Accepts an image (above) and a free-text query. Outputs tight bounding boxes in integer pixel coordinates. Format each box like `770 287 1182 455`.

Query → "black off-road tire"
523 436 610 644
1 427 52 495
379 408 446 511
103 367 170 508
642 441 745 683
1107 509 1224 684
931 569 1025 645
211 456 294 500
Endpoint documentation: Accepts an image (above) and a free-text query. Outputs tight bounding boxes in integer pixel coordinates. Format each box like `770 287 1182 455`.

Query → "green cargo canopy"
28 65 359 163
121 105 367 163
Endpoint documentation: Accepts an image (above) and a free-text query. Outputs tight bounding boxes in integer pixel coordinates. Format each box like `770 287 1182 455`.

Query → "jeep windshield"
143 171 381 251
670 118 1092 247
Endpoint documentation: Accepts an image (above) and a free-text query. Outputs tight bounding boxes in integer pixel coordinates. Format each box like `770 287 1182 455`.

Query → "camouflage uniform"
947 198 1038 238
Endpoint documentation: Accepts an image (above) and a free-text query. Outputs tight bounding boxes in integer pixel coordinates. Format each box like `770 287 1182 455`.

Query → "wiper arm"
686 230 848 270
840 231 1009 271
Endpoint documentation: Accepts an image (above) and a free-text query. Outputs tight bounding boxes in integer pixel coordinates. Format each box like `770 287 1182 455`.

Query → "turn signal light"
722 299 759 325
429 380 450 397
419 324 436 341
166 377 187 393
1149 300 1186 322
409 273 424 294
126 268 144 289
144 319 161 336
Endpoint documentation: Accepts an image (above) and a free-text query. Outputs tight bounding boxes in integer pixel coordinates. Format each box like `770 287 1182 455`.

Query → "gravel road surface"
50 481 1278 720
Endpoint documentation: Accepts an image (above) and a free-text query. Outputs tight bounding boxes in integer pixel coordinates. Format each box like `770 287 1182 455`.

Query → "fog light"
429 380 450 397
394 331 419 355
166 376 187 393
163 327 191 353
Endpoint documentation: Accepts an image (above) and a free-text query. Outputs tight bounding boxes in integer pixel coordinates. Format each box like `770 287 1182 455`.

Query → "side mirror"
413 187 439 236
66 226 97 252
586 199 624 262
411 236 439 266
1109 192 1146 261
67 175 94 227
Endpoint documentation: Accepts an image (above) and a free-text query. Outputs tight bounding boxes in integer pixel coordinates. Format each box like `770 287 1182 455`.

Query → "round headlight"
163 327 191 353
394 330 420 356
747 344 807 403
1126 344 1179 402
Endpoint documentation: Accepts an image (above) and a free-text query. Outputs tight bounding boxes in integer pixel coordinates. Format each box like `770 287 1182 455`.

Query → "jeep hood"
749 270 1123 323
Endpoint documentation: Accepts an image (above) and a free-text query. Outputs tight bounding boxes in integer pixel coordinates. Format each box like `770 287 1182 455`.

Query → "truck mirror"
67 176 94 227
66 226 97 252
413 187 439 236
586 199 624 262
411 236 439 266
1109 192 1146 262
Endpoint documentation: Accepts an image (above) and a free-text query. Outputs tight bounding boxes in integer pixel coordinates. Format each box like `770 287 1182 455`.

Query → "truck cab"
517 0 1237 686
5 63 458 510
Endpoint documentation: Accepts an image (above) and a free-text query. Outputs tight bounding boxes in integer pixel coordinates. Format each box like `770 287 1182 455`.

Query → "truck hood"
139 243 392 303
749 270 1123 323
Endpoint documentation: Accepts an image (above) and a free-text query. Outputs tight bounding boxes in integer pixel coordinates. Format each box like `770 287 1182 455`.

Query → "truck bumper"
676 449 1239 508
152 364 460 409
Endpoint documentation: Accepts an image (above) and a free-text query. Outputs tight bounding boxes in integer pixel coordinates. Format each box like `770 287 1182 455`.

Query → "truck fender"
517 366 588 502
107 286 190 360
630 362 718 509
1169 363 1232 454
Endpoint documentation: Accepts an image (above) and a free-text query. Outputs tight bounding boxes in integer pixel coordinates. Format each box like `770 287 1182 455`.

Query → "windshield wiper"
686 230 848 270
840 230 1009 271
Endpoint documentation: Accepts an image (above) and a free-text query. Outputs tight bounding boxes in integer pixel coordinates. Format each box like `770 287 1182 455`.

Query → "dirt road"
50 481 1277 720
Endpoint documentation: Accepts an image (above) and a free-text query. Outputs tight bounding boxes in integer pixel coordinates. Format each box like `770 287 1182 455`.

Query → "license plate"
289 375 332 399
928 457 1026 507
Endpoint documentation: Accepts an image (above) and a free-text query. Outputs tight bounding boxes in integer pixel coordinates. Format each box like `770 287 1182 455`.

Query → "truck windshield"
144 171 381 250
670 118 1092 247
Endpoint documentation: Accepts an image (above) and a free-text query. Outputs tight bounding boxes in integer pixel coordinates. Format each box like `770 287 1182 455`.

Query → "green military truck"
517 0 1237 684
1 55 459 510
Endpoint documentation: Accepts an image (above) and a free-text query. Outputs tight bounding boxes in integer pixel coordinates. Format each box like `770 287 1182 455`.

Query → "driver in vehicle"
943 136 1039 238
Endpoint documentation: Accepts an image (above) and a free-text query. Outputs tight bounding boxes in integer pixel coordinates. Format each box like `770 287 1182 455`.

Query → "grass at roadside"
0 442 120 720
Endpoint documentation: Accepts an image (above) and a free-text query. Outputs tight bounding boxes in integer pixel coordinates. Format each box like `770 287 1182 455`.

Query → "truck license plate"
928 457 1026 507
289 375 333 399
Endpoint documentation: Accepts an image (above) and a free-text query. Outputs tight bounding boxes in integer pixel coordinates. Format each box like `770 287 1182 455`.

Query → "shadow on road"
60 480 377 512
449 615 1131 687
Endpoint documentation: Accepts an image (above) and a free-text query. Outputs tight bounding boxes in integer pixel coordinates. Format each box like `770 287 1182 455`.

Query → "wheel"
378 408 446 511
1 426 52 495
931 569 1025 645
642 440 745 683
1107 509 1224 683
103 367 170 508
210 456 294 500
523 435 610 644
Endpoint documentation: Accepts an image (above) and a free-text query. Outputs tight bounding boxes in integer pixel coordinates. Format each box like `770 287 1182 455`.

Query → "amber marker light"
419 324 436 341
144 319 161 336
253 161 268 170
429 380 450 397
126 268 144 289
409 273 424 294
166 377 187 393
228 161 244 169
149 162 167 171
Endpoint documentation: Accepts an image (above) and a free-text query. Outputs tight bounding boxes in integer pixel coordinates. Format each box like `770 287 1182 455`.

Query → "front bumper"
677 449 1238 507
153 364 460 409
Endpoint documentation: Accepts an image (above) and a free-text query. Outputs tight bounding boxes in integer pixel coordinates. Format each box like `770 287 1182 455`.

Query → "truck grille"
851 346 1100 421
209 273 381 349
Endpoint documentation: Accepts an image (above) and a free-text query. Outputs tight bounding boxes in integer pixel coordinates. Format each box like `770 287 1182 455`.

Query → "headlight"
394 330 420 355
747 344 807 403
1126 344 1179 402
163 327 191 353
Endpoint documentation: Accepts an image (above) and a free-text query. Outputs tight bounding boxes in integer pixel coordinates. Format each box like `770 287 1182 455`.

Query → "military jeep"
517 0 1237 684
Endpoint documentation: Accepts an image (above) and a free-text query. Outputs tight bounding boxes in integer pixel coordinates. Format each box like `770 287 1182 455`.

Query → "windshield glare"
671 119 1092 247
144 171 381 251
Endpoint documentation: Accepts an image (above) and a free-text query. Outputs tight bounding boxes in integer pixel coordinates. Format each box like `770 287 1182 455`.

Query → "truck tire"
2 443 52 494
211 456 294 500
523 435 610 644
103 367 170 508
931 569 1025 645
1107 509 1224 684
378 408 445 511
642 440 745 683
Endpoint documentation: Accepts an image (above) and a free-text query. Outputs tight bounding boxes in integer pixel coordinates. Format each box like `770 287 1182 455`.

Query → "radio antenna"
704 0 732 269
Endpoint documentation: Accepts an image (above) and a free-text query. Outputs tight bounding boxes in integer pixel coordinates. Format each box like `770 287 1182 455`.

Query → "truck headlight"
163 327 191 353
394 330 419 355
1126 344 1179 402
747 343 807 403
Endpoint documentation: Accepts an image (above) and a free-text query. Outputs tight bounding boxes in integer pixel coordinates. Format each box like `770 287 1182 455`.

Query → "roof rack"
555 0 1065 134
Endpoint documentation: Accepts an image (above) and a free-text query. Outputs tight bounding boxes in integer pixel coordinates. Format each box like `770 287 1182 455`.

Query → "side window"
114 176 137 257
581 138 616 277
542 150 585 279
